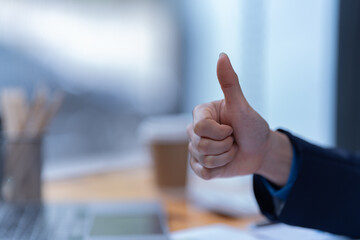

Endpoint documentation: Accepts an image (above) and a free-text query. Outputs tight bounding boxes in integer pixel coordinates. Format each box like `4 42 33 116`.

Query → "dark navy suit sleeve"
259 146 300 215
253 129 360 238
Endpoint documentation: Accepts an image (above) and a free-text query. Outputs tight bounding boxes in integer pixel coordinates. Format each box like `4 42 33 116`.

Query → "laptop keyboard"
0 204 86 240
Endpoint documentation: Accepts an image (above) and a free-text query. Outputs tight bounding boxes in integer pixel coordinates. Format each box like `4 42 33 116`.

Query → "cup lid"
138 114 191 144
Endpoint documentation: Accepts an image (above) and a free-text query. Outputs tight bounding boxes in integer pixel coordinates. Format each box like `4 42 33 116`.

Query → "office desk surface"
43 167 262 232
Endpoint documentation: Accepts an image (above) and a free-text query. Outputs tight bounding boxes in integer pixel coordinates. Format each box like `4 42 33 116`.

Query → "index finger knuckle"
193 119 208 136
197 138 211 154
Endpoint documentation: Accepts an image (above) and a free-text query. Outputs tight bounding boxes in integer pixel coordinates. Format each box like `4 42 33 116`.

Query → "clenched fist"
187 53 293 186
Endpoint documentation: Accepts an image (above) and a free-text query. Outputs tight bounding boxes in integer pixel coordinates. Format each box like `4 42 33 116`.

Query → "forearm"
256 130 293 187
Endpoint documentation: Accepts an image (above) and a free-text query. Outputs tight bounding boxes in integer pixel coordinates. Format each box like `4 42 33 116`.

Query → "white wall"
183 0 338 147
181 0 243 109
264 0 338 146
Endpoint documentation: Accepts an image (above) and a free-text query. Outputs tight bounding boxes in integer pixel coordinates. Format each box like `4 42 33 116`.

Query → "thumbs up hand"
187 53 292 186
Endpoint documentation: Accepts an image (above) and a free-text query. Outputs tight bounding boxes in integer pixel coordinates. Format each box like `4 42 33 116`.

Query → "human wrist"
256 130 293 187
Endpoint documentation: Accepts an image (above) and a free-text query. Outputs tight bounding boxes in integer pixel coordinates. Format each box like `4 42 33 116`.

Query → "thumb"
217 53 245 107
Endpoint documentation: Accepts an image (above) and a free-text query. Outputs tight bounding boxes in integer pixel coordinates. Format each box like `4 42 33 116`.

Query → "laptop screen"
90 213 164 237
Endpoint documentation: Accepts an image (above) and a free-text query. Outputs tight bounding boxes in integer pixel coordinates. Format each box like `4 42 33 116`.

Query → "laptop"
0 201 170 240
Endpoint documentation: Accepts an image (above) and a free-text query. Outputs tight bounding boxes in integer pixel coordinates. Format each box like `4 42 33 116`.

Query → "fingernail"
219 52 227 58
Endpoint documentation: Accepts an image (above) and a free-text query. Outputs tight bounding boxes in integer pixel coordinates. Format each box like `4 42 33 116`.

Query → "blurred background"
1 0 358 214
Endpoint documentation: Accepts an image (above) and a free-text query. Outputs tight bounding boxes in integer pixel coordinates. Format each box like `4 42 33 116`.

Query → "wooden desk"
43 167 262 232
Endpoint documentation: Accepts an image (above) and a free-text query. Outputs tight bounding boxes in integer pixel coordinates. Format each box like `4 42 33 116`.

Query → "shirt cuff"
260 144 299 201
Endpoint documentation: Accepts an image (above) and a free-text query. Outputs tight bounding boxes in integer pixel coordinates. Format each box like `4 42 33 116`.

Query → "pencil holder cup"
1 137 43 203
